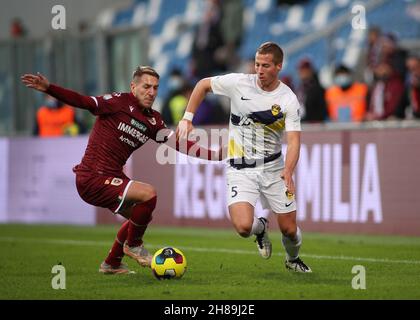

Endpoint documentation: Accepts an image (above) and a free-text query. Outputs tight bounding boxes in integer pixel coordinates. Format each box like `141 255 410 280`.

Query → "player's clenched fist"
21 72 50 92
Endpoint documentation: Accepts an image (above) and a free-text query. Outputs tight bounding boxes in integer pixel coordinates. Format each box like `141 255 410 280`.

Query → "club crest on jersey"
129 105 134 112
148 117 156 125
271 104 281 116
110 178 123 186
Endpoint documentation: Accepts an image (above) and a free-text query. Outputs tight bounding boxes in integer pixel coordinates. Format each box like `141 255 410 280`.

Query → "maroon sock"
105 220 129 267
127 196 157 247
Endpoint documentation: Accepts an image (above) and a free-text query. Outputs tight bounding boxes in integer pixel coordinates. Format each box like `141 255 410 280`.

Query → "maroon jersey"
47 85 170 175
79 92 168 175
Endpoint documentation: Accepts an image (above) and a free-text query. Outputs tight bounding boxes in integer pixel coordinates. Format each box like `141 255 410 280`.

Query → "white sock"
250 217 265 236
282 227 302 261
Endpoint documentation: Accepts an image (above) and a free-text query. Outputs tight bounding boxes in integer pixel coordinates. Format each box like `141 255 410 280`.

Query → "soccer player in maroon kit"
21 67 220 274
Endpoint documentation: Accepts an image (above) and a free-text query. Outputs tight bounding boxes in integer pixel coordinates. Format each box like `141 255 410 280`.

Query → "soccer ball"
151 247 187 280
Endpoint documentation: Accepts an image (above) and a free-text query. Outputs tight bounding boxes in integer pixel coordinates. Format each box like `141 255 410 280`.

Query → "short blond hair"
132 66 160 81
256 42 284 65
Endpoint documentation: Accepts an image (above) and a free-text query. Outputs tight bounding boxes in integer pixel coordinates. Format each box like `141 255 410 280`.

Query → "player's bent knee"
235 224 252 238
137 191 157 211
142 185 157 202
148 187 157 200
281 226 297 239
127 182 157 203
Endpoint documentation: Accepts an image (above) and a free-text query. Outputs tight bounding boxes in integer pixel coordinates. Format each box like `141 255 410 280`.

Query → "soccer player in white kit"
177 42 311 272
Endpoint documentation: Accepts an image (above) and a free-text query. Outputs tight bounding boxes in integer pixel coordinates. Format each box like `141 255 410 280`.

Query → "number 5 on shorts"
231 186 238 198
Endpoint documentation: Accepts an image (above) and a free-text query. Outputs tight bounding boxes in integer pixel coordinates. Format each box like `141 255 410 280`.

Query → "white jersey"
210 73 301 169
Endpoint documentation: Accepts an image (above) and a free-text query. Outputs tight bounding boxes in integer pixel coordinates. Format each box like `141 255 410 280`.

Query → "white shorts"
226 165 297 214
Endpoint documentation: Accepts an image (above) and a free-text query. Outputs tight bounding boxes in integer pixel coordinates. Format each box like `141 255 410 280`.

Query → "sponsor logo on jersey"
271 104 281 116
130 119 147 132
118 122 149 143
148 117 156 125
119 135 138 148
112 92 121 97
239 117 254 126
111 178 123 186
129 105 134 112
103 94 112 100
231 113 254 126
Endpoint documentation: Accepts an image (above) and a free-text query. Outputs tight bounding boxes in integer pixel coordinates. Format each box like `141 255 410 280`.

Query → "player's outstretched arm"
21 73 50 92
21 72 97 110
176 78 212 140
160 130 224 161
175 138 225 161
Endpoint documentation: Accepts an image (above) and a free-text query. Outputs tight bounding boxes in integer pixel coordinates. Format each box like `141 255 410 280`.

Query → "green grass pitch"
0 224 419 299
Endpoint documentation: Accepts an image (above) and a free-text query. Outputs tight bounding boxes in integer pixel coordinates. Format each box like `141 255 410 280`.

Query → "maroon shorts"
75 170 132 213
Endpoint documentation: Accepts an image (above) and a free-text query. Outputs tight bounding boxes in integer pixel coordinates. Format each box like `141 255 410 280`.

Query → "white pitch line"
1 236 420 265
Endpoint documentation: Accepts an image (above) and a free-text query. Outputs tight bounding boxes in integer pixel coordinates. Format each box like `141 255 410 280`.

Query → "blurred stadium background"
1 0 420 300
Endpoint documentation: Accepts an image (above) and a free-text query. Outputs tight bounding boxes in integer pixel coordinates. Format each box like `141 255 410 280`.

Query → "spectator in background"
195 95 229 125
362 28 408 87
10 18 27 38
379 33 408 81
325 65 368 122
161 68 186 125
364 26 382 85
366 62 404 121
162 84 193 126
191 0 226 79
395 55 420 119
296 58 327 123
218 0 244 71
162 68 228 126
281 75 294 92
162 83 228 126
34 95 83 137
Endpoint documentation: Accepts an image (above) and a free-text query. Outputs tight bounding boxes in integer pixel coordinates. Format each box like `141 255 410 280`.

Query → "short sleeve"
285 95 302 132
210 73 240 97
89 92 123 115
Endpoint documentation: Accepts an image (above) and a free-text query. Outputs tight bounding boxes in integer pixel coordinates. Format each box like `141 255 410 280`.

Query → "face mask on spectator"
334 74 352 88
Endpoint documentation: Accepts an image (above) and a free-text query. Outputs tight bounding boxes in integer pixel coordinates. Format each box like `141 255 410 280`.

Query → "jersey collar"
254 75 283 96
